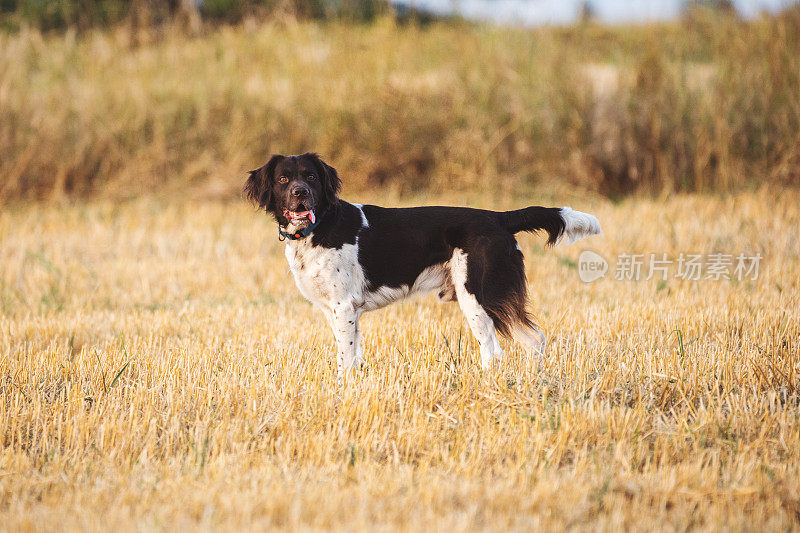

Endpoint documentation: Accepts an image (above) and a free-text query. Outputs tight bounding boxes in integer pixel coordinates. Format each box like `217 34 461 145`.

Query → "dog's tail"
499 206 601 245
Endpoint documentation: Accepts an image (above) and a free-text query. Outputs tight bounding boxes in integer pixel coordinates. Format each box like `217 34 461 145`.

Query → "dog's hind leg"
513 323 547 358
456 291 503 369
451 249 503 369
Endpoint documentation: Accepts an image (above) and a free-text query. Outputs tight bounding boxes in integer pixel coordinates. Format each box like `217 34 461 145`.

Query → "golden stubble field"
1 188 799 530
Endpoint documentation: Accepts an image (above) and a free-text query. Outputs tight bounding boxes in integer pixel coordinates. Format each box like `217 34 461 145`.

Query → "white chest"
284 240 364 310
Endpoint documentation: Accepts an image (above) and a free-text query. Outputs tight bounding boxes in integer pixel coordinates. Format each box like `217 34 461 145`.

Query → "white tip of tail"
559 207 602 246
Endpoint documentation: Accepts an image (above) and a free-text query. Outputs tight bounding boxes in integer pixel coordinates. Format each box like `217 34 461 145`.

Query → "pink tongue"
288 210 314 223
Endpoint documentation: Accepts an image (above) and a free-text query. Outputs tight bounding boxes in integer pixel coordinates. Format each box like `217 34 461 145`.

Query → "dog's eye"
278 176 288 184
307 174 316 181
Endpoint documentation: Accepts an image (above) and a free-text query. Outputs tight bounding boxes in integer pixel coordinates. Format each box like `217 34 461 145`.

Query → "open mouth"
283 204 315 224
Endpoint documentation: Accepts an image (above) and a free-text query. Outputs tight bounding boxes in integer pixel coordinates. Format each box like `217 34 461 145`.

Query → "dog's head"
244 153 341 230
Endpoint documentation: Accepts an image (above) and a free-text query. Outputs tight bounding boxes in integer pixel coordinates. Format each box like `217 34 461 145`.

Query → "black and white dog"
245 153 600 380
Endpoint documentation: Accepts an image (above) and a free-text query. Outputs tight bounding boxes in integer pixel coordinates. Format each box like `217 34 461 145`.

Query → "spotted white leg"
354 317 366 371
331 303 360 383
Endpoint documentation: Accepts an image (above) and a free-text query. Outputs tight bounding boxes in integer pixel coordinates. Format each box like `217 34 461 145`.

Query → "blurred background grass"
0 1 798 201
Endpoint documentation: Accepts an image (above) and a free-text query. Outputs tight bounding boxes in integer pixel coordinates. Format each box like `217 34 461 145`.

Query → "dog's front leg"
331 303 360 384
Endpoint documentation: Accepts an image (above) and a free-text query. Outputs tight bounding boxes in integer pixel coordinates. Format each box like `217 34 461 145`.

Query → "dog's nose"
291 185 310 198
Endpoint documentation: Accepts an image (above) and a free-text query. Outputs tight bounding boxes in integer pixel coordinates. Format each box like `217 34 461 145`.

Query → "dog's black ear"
306 153 342 206
321 160 342 205
244 154 284 210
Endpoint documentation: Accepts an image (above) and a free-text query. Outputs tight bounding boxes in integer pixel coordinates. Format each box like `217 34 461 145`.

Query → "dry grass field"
2 6 800 530
1 188 798 530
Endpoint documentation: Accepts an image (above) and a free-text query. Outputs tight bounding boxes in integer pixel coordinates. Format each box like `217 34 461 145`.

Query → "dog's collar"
278 207 328 241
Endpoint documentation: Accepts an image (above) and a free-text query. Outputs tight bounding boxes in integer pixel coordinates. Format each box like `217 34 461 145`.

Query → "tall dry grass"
1 189 799 529
1 9 799 202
